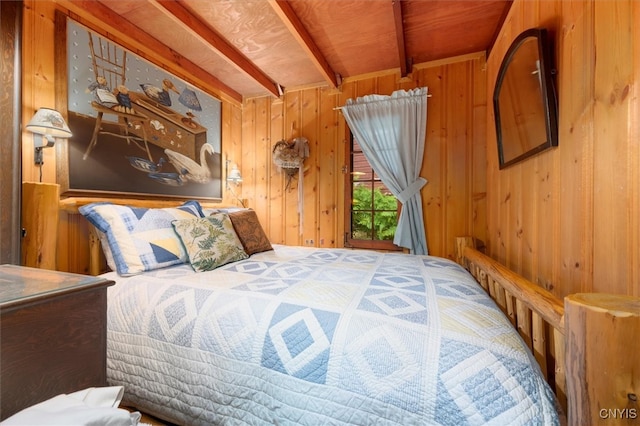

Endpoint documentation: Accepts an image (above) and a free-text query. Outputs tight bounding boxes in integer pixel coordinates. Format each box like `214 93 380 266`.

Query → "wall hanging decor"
272 137 309 190
272 136 310 233
493 28 558 169
55 15 222 200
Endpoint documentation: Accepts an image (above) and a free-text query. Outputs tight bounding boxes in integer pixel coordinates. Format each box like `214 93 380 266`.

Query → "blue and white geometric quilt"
105 245 559 425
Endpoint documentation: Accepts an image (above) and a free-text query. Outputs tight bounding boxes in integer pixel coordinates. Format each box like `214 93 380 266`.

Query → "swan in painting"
164 143 215 184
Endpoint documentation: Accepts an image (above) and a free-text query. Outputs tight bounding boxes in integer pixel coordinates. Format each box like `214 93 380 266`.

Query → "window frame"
343 130 402 251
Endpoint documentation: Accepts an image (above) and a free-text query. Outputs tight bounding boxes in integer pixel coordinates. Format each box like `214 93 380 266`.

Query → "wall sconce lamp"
225 159 246 208
26 108 73 167
226 163 243 187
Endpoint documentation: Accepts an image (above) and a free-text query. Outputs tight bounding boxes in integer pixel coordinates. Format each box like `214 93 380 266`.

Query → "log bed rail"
455 237 565 402
455 236 639 426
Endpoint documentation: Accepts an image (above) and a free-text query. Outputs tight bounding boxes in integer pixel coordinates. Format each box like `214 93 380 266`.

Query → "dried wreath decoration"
272 137 310 234
272 137 310 184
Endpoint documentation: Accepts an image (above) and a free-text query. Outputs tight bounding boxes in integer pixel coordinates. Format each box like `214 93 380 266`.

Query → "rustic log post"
21 182 60 269
88 226 102 276
565 293 640 425
455 236 474 265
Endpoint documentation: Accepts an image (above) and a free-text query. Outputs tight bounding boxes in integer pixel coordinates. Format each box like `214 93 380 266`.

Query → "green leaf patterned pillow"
172 213 248 272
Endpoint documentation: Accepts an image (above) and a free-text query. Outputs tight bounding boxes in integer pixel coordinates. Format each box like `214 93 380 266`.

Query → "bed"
75 201 563 425
100 244 559 425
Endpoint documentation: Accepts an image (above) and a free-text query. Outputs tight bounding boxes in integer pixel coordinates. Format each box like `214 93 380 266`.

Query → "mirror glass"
493 28 558 169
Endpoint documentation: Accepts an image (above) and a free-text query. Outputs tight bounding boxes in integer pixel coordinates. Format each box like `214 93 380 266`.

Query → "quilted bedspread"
104 245 559 425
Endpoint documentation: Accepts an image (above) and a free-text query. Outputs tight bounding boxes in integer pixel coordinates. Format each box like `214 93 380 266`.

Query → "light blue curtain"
342 87 429 255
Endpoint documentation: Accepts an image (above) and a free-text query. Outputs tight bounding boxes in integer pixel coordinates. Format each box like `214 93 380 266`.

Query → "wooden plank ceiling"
66 0 512 102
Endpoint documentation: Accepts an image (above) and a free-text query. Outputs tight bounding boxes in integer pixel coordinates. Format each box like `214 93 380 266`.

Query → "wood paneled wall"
26 0 640 302
21 1 486 272
486 0 640 298
241 55 487 261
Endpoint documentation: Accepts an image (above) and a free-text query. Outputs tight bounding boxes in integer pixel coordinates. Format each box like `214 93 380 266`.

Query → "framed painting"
55 14 222 200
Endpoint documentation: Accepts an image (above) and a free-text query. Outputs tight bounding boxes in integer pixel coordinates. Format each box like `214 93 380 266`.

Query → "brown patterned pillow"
227 209 273 255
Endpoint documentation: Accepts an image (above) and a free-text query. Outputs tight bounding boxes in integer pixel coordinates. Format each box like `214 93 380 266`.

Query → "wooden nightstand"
0 265 114 420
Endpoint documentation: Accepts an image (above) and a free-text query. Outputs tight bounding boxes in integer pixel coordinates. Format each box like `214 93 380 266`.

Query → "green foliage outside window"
351 185 397 240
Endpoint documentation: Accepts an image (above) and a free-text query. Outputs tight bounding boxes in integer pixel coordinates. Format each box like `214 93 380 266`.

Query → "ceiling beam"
487 0 514 58
58 0 243 104
268 0 339 89
150 0 282 98
392 0 409 77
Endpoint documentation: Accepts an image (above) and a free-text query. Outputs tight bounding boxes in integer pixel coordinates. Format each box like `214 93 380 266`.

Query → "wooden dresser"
129 91 207 161
0 265 114 420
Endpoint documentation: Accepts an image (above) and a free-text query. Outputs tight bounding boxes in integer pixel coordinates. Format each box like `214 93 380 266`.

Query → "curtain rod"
333 93 432 111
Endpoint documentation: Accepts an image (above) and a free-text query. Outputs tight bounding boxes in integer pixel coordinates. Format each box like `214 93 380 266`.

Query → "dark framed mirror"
493 28 558 169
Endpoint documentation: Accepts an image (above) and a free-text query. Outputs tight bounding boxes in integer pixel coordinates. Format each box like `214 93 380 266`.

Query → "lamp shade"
26 108 72 138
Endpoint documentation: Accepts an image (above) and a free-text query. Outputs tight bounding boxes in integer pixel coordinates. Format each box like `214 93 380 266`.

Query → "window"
344 131 401 250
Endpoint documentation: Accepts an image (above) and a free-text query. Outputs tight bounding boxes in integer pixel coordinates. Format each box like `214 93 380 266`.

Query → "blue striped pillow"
79 201 205 276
